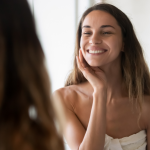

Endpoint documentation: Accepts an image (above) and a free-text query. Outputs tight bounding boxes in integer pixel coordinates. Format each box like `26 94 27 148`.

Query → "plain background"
27 0 150 149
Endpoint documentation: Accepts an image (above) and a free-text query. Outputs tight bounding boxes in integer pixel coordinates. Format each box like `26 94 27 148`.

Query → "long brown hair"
65 3 150 113
0 0 64 150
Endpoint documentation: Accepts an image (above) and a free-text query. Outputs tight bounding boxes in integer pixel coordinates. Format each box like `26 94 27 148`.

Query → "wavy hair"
0 0 64 150
65 3 150 115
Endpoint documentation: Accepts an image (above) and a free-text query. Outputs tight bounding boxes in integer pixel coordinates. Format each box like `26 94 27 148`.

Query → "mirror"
28 1 150 150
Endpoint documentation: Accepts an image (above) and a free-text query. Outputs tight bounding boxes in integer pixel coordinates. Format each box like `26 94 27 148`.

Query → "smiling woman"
53 3 150 150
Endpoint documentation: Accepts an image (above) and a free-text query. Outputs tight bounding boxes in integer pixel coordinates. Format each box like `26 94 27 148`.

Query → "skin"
53 10 150 150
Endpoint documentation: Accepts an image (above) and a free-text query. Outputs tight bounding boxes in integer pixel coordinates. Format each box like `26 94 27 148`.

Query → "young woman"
54 3 150 150
0 0 64 150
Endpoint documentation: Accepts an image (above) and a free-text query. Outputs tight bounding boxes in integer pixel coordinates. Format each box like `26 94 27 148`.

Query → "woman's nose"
89 34 102 44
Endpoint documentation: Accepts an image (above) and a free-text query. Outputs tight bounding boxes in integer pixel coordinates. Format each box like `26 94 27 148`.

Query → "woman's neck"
100 55 127 100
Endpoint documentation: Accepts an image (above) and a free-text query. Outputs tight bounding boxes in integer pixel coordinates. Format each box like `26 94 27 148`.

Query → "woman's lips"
87 49 107 54
86 46 107 54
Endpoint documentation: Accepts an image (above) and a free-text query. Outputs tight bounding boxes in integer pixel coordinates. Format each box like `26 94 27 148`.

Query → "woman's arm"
76 49 107 150
53 89 86 150
53 88 106 150
53 49 107 150
79 90 106 150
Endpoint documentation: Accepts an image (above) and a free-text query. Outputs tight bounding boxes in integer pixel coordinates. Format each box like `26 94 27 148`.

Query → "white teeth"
89 50 105 54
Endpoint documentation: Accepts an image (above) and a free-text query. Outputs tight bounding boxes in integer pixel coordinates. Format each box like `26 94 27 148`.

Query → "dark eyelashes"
82 32 112 35
83 32 90 34
102 32 112 34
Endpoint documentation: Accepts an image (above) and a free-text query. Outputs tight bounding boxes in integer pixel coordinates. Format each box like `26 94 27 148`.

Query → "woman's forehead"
82 10 119 28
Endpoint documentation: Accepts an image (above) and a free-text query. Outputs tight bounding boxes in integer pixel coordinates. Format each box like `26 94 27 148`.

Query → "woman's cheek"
106 37 122 53
80 36 84 48
111 35 123 51
112 39 123 52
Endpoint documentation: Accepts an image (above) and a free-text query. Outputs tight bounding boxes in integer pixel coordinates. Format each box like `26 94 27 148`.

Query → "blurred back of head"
0 0 64 150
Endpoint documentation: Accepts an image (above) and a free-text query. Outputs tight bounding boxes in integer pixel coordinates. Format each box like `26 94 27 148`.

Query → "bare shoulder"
53 85 89 150
53 85 80 111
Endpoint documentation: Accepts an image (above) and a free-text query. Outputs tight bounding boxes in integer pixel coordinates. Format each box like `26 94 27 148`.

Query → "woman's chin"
87 62 102 67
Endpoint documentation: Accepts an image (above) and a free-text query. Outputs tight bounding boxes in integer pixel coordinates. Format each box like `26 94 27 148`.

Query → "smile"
87 49 107 54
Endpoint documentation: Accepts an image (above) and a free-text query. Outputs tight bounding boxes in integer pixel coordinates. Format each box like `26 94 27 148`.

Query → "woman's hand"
76 49 107 150
76 49 107 92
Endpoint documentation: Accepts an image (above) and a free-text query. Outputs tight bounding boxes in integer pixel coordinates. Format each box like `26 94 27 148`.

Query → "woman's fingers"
76 55 93 80
76 53 107 89
76 55 89 73
76 56 84 72
77 49 107 89
79 49 85 68
79 49 89 68
92 67 102 73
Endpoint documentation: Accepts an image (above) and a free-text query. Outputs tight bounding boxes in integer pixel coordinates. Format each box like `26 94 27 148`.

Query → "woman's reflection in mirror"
54 3 150 150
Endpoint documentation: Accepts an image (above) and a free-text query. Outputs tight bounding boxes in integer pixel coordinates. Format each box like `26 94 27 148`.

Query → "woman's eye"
83 32 91 35
102 32 111 35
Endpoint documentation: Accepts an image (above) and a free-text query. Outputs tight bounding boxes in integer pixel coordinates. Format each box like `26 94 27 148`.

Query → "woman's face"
80 10 124 67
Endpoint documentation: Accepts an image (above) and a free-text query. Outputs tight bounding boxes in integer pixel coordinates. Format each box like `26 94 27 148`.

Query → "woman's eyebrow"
82 25 115 29
101 25 115 29
82 25 91 29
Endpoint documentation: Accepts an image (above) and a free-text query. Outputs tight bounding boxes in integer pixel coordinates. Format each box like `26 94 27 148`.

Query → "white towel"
104 130 147 150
